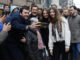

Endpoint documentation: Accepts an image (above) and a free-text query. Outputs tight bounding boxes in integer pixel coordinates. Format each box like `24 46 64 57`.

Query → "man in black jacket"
26 5 45 60
29 5 39 21
0 6 40 60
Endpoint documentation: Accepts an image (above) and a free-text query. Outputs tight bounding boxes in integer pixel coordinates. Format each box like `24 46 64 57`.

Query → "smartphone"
39 22 48 28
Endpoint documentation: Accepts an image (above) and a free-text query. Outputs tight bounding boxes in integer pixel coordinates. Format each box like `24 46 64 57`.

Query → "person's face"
38 9 42 15
43 10 49 18
13 8 18 13
4 6 9 12
50 9 55 18
70 7 75 15
63 10 69 16
31 7 38 16
20 9 29 20
0 15 6 23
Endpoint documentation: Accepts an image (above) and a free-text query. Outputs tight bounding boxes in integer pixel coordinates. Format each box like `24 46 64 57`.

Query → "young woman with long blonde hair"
48 8 71 60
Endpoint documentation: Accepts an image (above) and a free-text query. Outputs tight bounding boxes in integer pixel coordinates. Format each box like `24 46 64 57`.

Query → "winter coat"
25 29 44 60
6 12 19 23
0 15 31 60
49 17 71 50
69 14 80 43
40 18 49 49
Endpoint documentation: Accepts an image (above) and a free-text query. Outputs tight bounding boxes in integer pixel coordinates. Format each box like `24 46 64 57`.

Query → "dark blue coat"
0 14 31 60
6 12 19 23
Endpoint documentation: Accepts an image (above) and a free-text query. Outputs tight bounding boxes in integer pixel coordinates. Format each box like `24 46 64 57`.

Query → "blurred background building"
0 0 74 9
59 0 74 8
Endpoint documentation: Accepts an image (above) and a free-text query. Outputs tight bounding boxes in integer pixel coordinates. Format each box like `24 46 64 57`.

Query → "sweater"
69 14 80 43
48 17 71 50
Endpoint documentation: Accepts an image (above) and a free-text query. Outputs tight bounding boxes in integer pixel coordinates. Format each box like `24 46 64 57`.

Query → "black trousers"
34 49 44 60
52 41 69 60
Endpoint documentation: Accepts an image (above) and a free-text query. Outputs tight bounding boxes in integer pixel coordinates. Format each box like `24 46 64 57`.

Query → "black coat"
5 15 31 44
25 29 44 60
40 18 49 49
0 15 31 60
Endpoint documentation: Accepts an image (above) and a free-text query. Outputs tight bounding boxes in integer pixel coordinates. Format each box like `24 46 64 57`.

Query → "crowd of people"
0 3 80 60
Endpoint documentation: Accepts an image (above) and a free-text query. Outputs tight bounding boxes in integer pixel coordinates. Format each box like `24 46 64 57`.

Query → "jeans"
71 43 80 60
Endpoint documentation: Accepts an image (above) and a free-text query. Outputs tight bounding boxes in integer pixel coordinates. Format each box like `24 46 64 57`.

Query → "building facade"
26 0 45 8
0 0 52 8
51 0 60 8
59 0 73 8
68 0 74 8
50 0 73 8
0 0 27 6
0 0 74 9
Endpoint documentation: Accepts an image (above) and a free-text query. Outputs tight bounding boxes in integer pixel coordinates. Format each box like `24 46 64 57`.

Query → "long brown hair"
49 8 62 32
49 8 62 23
40 8 49 22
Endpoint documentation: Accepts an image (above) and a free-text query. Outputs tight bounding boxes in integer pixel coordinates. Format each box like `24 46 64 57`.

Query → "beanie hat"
10 6 18 13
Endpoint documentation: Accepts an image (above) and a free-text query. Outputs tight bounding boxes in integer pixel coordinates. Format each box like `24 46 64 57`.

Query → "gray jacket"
69 14 80 43
0 31 8 44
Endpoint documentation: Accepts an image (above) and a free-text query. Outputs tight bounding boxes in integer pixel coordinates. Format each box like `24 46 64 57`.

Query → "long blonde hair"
49 8 62 32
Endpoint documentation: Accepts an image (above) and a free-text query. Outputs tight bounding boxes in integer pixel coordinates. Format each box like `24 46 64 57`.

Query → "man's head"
20 6 30 20
0 15 6 23
38 8 42 15
70 6 77 16
63 9 70 18
4 5 10 12
31 5 38 17
51 4 57 9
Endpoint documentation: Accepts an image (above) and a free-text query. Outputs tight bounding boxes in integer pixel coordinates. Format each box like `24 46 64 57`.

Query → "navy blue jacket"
0 14 31 60
6 12 19 23
6 15 31 44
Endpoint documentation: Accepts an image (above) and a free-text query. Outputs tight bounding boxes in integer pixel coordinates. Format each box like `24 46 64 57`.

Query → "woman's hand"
50 49 53 56
3 22 11 32
65 48 70 52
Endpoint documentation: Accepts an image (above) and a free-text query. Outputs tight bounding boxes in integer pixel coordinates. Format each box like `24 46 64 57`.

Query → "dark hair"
4 4 9 9
42 8 50 22
58 9 63 15
38 8 42 10
31 2 35 6
42 8 49 18
31 5 38 10
51 4 57 8
70 6 77 10
77 8 80 12
20 6 29 13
